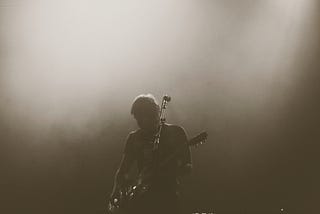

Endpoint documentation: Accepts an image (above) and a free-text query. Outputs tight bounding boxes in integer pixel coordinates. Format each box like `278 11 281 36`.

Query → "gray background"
1 0 319 213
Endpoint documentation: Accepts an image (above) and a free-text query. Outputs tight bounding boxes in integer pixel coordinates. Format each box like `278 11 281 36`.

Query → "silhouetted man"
109 94 192 214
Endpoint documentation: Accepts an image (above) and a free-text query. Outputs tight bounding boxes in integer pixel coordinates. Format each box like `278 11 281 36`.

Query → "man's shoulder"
127 129 142 139
164 123 187 135
124 129 142 153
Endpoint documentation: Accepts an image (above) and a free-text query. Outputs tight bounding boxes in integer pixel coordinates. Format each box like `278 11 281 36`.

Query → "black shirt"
124 123 192 190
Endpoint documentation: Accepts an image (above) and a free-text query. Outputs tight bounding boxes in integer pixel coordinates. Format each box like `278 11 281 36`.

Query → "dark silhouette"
108 94 192 214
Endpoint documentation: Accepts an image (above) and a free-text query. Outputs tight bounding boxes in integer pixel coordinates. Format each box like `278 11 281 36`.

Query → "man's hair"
131 94 160 117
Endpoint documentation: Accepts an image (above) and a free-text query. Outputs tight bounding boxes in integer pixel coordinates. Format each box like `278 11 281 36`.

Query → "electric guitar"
107 131 208 214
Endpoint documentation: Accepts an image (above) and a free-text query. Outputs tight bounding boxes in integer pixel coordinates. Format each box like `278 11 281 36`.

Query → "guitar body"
108 182 150 214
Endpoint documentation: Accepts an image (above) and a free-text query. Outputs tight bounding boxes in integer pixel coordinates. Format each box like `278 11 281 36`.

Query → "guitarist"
109 94 192 214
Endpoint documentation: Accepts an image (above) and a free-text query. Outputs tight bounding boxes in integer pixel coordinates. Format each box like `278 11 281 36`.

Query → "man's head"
131 94 160 133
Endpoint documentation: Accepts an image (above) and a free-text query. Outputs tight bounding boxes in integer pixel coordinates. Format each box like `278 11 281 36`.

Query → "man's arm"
110 133 136 199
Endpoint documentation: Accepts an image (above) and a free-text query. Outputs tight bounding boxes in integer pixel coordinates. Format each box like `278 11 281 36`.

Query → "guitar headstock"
188 131 208 147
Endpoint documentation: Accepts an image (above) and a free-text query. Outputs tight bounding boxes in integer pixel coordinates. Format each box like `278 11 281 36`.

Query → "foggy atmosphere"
0 0 319 213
